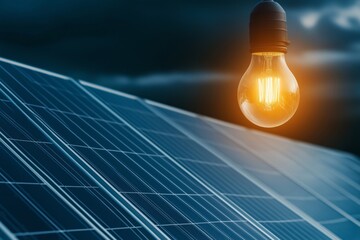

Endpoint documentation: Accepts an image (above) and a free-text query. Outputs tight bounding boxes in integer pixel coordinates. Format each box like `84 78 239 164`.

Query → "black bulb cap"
249 0 289 53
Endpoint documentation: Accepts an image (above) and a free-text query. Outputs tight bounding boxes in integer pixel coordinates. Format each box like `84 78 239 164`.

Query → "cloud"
96 72 237 88
300 0 360 30
291 49 360 65
300 12 321 29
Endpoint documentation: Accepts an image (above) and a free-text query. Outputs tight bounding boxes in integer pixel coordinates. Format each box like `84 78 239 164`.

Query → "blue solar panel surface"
84 83 334 240
0 59 270 239
0 57 359 239
149 104 360 239
0 97 107 239
208 122 360 216
0 89 156 239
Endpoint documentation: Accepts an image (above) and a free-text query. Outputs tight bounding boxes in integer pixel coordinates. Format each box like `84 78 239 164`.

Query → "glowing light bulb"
238 0 300 128
238 52 299 128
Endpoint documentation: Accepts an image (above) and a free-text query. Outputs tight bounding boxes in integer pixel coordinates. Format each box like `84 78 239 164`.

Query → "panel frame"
0 222 17 240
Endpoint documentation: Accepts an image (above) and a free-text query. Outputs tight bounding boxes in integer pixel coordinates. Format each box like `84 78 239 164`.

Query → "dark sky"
0 0 359 156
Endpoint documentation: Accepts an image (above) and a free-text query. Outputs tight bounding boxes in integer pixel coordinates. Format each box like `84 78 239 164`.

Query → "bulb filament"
258 77 280 106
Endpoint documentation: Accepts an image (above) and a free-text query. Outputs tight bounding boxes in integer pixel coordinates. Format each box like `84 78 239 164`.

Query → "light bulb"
238 0 300 128
238 52 299 128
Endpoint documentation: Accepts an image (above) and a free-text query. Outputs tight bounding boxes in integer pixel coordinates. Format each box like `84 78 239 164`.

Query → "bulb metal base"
249 0 289 53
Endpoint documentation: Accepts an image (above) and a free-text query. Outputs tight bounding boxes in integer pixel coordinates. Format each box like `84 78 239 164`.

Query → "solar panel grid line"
80 81 138 100
347 160 360 173
319 217 353 225
0 132 115 240
329 166 360 187
0 73 167 239
143 99 199 118
0 57 69 81
206 120 360 228
78 81 278 240
289 137 359 163
0 222 17 240
14 229 93 238
143 100 339 240
165 156 279 177
333 169 360 191
24 102 128 127
329 173 360 193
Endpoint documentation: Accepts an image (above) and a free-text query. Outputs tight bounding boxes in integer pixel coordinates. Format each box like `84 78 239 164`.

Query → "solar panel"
206 121 360 224
0 142 109 239
143 104 360 239
287 141 360 201
0 59 271 239
0 82 154 239
83 82 336 239
0 56 359 239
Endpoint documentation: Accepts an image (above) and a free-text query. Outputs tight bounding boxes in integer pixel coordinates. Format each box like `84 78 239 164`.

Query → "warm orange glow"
257 77 280 106
238 52 300 128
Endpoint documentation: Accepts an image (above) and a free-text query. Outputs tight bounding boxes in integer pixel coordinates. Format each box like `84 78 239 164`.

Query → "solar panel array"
0 57 359 240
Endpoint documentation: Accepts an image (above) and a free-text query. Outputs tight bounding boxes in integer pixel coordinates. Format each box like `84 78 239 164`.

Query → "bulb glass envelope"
238 52 300 128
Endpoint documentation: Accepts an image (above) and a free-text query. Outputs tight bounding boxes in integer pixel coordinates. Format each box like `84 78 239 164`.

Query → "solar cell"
0 59 271 239
83 82 334 240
